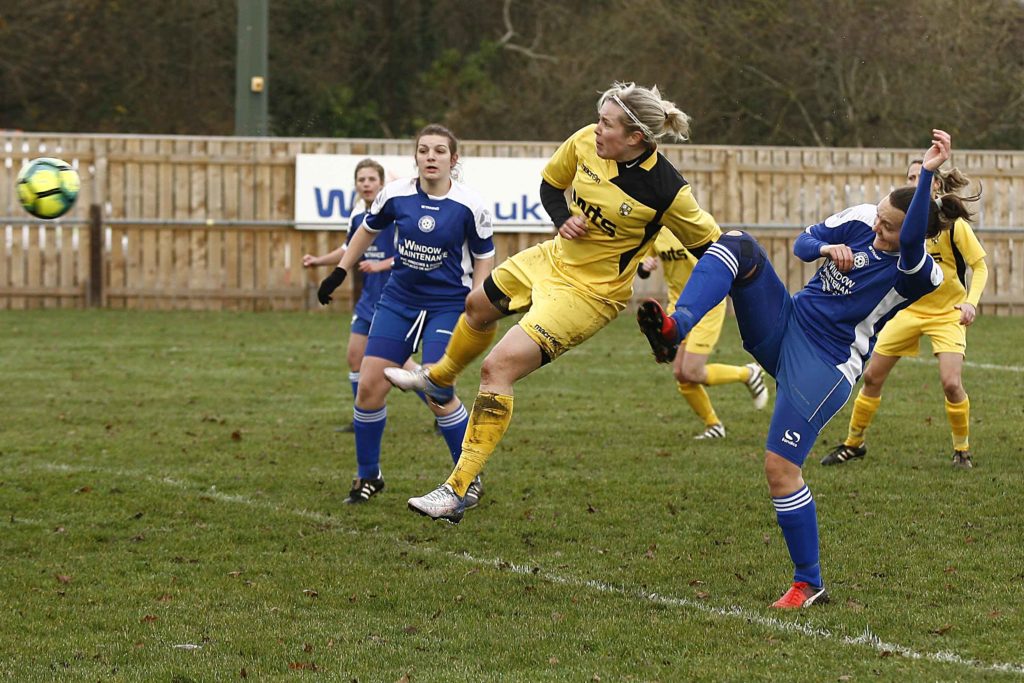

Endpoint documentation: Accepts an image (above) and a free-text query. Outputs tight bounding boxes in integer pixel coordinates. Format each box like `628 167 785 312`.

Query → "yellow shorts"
682 299 726 355
873 310 967 357
490 241 622 361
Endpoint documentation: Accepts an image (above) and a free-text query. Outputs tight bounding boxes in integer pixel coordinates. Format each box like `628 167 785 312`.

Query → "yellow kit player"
385 81 721 522
638 228 768 439
822 161 986 469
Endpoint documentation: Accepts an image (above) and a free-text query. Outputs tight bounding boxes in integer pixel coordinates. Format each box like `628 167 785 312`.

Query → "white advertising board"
294 154 554 232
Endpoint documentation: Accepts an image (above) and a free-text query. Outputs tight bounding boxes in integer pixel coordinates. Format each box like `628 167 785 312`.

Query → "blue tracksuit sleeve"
898 168 934 271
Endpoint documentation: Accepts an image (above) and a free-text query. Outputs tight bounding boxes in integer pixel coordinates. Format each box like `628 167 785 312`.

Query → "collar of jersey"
416 179 450 201
616 146 657 174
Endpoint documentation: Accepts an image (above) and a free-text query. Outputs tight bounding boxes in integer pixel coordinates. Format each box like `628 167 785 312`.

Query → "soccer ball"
16 157 81 219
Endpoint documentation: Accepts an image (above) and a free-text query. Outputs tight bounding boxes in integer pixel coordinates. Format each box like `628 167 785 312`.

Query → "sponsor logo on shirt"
418 215 436 233
571 189 618 237
820 261 855 296
399 238 445 271
659 248 691 263
579 161 601 184
782 430 802 448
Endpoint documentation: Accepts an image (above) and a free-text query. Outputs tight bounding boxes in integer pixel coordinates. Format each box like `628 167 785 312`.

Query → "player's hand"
317 267 347 305
955 302 977 326
557 215 588 240
822 244 854 272
641 256 659 272
302 254 318 268
922 129 951 172
360 258 395 273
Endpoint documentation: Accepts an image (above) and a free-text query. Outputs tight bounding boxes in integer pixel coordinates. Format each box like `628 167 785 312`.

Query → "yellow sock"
945 396 970 451
678 382 720 427
704 364 750 386
845 390 881 448
447 392 513 496
428 314 497 387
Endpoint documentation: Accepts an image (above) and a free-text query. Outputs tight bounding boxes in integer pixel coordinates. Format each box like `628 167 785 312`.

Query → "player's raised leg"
385 287 504 402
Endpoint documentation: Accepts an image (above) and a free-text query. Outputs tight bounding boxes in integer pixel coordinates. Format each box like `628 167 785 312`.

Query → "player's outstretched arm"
901 130 951 262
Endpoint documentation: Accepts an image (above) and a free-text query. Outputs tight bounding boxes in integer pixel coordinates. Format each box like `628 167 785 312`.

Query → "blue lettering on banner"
493 195 546 223
314 188 357 219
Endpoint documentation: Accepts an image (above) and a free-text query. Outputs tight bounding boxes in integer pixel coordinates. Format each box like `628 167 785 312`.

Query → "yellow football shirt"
541 124 721 303
647 228 696 306
907 218 987 319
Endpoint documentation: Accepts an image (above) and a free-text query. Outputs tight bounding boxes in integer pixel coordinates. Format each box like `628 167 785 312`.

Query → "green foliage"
2 0 1022 146
1 310 1023 680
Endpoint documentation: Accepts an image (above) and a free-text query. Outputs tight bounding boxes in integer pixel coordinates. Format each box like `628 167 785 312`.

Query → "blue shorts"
350 314 371 336
754 314 852 466
731 248 852 466
364 297 461 366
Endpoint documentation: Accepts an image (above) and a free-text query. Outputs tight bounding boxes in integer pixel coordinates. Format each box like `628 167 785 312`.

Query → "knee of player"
763 451 802 490
675 367 704 384
355 371 390 405
465 286 503 326
861 367 885 392
479 352 511 385
714 231 764 283
939 372 964 398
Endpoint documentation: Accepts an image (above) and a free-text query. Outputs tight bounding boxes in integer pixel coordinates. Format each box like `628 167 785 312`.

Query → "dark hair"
353 158 385 183
415 123 459 156
888 186 977 239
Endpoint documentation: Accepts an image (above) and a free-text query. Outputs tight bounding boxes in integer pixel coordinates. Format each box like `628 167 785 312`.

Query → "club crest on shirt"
417 215 436 233
618 202 634 217
853 252 870 269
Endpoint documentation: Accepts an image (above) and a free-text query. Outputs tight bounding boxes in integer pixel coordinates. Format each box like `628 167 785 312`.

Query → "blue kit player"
303 158 402 433
317 124 495 506
638 130 974 608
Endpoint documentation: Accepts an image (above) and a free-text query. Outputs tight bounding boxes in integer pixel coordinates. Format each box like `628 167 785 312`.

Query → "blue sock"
348 371 360 400
671 242 738 341
772 485 823 587
435 402 468 466
352 405 387 479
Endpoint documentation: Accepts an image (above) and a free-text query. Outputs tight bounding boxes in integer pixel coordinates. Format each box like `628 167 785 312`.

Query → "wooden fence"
1 132 1022 314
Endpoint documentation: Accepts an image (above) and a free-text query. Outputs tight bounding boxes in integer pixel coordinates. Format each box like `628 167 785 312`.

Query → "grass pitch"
1 309 1022 681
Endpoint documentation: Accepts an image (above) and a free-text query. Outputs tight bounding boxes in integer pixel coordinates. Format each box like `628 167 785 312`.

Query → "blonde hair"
597 81 691 146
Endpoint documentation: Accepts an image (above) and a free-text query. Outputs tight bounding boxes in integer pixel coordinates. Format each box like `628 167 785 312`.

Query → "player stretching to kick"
386 82 722 523
638 130 972 608
637 227 768 439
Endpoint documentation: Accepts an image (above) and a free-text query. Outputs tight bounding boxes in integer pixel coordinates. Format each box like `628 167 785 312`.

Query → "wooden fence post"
724 150 740 224
88 204 103 307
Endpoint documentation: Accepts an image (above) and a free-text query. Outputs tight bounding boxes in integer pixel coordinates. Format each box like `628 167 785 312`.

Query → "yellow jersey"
541 124 721 303
646 228 698 306
907 218 987 319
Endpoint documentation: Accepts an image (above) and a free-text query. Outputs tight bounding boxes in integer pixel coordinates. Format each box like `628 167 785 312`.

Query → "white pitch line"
904 356 1024 373
16 461 1024 677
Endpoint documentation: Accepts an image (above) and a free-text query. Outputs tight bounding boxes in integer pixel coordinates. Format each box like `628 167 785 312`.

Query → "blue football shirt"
347 204 396 321
792 204 943 383
363 177 495 311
